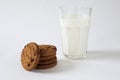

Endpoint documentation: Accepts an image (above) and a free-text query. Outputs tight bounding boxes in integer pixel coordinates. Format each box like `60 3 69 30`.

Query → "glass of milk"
60 6 92 59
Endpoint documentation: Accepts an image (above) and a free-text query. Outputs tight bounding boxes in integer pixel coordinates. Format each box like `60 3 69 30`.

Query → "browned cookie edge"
38 57 57 65
36 60 57 69
40 55 56 60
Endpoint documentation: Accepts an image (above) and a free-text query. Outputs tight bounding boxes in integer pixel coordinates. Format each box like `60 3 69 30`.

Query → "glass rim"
59 6 92 10
59 6 92 16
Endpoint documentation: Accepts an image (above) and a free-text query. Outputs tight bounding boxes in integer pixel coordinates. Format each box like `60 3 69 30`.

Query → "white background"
0 0 120 80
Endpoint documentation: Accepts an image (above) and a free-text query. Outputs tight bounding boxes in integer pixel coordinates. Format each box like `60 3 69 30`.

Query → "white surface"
0 51 120 80
0 0 120 80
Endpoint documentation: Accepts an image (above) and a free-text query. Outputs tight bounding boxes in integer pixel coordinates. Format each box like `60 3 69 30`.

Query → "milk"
60 14 90 59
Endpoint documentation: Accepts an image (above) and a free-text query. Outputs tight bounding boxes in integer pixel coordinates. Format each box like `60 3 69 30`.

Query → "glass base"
64 52 87 60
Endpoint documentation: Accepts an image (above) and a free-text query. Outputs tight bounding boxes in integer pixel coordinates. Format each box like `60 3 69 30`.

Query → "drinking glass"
60 6 92 59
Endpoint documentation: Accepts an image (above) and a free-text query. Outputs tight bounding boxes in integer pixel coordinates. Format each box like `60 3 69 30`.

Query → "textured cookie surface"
39 45 57 56
21 42 40 71
38 57 57 65
36 60 57 69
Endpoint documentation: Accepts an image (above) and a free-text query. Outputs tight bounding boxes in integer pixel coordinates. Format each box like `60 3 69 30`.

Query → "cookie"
40 55 56 60
38 57 57 65
21 42 40 71
39 45 57 56
36 60 57 69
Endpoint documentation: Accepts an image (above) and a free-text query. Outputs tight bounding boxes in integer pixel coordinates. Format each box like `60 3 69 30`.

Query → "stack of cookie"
36 45 57 69
21 42 57 71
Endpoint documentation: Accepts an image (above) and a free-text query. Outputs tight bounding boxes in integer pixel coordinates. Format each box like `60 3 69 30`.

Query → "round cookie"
21 42 40 71
40 55 56 60
39 45 57 56
36 60 57 69
38 57 57 65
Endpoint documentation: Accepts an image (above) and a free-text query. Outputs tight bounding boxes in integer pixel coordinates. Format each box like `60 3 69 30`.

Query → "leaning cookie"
21 42 40 71
39 45 57 56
